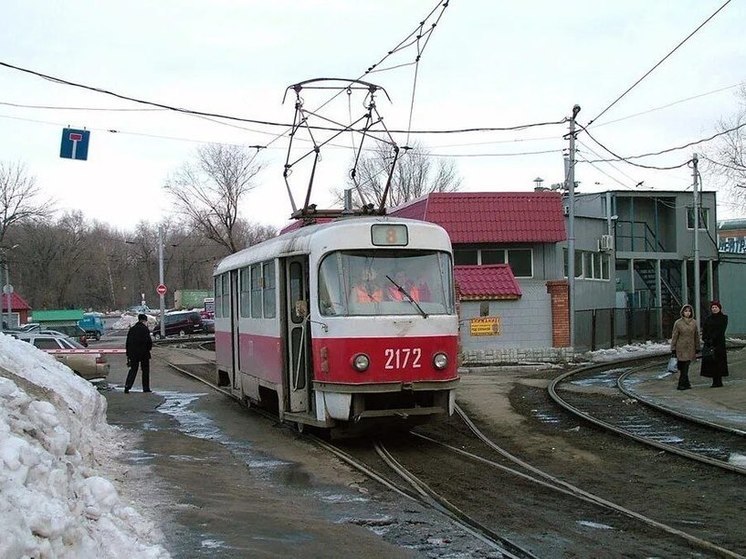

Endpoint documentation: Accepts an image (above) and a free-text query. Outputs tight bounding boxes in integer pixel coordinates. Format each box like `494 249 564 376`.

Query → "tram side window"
220 274 229 318
251 264 262 318
239 267 251 317
214 275 222 319
263 262 276 318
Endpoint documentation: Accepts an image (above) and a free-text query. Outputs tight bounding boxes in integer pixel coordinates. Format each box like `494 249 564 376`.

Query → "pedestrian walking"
701 300 729 388
124 313 153 393
670 304 699 390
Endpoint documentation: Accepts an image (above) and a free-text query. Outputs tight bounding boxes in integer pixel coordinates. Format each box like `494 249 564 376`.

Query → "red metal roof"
454 264 522 300
2 292 32 310
390 192 566 243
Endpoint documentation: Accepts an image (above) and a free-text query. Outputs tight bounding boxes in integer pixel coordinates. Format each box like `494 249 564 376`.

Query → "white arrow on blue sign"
60 128 90 161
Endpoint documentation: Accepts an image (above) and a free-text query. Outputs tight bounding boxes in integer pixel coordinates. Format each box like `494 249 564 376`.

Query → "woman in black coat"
700 300 729 388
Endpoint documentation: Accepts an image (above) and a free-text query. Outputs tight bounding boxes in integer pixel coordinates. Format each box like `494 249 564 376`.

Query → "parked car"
16 333 109 382
201 318 215 334
152 310 204 339
40 324 89 346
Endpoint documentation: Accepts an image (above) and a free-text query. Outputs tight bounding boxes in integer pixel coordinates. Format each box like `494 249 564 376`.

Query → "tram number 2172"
384 348 422 370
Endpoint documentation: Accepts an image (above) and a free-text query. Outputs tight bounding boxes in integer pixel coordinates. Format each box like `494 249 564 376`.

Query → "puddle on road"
570 368 631 388
576 520 614 530
728 452 746 466
148 390 392 523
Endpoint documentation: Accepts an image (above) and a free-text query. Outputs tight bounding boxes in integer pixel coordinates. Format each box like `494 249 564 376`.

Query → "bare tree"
336 140 462 209
707 87 746 206
0 161 53 245
164 144 265 253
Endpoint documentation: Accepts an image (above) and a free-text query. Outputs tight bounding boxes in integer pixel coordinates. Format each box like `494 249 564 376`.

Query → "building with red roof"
1 291 32 328
391 192 571 360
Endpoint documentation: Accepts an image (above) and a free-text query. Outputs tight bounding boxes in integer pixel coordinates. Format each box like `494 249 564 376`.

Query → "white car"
16 333 110 382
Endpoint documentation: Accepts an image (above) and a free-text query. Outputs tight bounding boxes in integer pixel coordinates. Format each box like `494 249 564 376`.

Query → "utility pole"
158 225 166 338
567 104 581 349
692 153 701 331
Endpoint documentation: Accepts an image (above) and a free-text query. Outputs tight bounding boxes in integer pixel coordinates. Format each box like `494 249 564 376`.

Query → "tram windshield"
318 250 454 317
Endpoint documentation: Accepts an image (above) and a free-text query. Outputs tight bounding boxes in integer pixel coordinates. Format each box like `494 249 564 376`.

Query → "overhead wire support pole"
158 225 166 339
692 153 701 331
568 105 581 350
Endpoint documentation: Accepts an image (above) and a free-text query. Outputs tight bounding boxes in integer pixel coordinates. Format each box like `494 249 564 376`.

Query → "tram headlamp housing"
433 352 448 370
352 353 370 372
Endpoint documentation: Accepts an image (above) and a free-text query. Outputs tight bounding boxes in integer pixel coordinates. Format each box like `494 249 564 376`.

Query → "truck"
78 313 105 340
173 289 213 311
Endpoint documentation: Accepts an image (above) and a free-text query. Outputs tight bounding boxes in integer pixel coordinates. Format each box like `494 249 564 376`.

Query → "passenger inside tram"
318 250 452 317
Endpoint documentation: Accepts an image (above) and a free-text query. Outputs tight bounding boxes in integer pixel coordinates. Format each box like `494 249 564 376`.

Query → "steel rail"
373 442 538 559
448 403 746 559
549 365 746 475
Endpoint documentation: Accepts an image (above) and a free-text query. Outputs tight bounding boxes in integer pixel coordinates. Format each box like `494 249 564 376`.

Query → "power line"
582 120 746 164
588 0 733 126
579 124 691 170
591 81 745 128
0 60 565 137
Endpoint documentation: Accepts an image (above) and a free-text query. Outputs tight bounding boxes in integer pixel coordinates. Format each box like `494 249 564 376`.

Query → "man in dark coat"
124 313 153 393
700 300 729 388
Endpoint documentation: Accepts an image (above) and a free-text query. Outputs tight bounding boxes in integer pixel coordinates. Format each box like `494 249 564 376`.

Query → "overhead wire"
581 120 746 165
587 0 733 127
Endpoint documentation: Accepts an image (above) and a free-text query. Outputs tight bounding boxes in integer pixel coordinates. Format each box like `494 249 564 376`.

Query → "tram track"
160 347 746 557
159 348 538 558
549 361 746 475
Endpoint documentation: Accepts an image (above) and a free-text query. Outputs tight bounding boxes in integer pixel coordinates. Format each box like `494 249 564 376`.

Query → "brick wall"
546 279 570 347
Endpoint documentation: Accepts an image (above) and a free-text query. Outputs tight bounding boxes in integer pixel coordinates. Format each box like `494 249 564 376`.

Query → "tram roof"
214 216 451 274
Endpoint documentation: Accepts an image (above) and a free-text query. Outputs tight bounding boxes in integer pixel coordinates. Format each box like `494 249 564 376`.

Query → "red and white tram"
213 216 459 430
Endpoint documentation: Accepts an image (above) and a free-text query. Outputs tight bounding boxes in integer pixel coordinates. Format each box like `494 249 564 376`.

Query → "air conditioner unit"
598 234 614 252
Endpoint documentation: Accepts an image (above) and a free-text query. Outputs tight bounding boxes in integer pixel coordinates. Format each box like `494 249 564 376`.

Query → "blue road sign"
60 128 90 161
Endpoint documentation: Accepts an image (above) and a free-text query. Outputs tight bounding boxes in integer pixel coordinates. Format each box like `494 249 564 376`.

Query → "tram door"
285 257 310 413
230 269 241 390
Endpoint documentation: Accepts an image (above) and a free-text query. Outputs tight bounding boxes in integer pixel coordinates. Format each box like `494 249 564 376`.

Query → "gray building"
571 190 720 349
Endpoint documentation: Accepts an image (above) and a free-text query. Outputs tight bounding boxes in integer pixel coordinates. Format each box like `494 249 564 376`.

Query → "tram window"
214 276 222 319
289 262 303 324
221 274 229 317
263 262 276 318
251 264 262 318
239 268 251 317
318 250 454 317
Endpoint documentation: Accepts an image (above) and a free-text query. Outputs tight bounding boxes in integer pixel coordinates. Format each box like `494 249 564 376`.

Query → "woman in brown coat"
670 304 700 390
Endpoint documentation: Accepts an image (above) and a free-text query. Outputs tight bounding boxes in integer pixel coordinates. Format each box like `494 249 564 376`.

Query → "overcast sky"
1 1 744 233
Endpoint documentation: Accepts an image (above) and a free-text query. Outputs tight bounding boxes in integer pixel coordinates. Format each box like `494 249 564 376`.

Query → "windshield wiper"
385 275 428 318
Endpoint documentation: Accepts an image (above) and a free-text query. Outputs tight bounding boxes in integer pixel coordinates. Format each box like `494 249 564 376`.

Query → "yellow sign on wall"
470 316 501 336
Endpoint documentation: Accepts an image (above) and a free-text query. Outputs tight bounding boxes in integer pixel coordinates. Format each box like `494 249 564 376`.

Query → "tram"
212 216 459 430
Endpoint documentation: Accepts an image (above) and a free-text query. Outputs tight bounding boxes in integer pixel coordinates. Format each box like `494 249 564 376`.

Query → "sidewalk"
622 346 746 434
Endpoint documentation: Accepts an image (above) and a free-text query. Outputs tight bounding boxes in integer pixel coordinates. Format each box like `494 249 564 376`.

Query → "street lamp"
125 227 166 338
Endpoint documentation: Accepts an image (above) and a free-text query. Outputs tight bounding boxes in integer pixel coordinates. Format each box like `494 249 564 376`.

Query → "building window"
454 249 478 265
507 249 533 277
686 207 709 230
564 249 609 280
481 250 505 265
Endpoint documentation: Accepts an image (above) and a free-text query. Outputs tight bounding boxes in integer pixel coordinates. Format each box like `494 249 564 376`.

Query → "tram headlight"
433 352 448 370
352 353 370 372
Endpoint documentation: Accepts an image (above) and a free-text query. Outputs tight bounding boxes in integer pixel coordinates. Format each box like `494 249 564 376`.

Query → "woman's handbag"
700 344 714 359
667 356 679 373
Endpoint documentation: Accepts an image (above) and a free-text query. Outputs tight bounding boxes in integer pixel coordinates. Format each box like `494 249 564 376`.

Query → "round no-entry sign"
156 283 167 296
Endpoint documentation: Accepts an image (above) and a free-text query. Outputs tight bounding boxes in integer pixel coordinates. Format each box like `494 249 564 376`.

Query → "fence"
575 306 678 352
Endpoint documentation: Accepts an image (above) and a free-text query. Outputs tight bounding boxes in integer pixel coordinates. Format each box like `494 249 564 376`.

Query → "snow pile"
0 334 170 558
582 341 670 362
